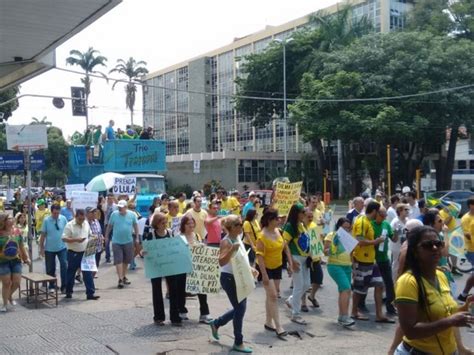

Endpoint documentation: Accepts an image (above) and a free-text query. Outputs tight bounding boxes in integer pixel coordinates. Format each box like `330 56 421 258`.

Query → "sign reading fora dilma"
113 177 136 194
103 140 166 172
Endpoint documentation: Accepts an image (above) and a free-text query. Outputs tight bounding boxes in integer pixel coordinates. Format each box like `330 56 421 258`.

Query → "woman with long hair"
243 208 260 266
323 217 355 327
0 213 30 312
210 215 255 353
394 226 473 354
283 203 311 324
14 213 28 249
257 208 292 340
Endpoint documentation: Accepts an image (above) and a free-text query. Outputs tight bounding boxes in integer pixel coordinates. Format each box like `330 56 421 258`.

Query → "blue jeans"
105 227 111 261
45 248 67 290
66 250 95 297
214 272 247 346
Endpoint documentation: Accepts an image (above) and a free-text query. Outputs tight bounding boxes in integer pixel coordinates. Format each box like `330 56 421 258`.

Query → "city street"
1 228 472 355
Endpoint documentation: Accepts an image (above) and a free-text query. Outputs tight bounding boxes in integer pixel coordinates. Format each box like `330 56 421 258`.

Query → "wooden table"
20 273 58 308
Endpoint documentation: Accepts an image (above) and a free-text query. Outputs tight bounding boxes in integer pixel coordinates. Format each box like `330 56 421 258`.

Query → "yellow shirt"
228 197 241 215
316 201 326 213
460 212 474 252
324 231 352 266
256 232 284 270
243 220 261 246
35 208 51 233
178 201 187 214
187 209 208 240
395 270 458 355
439 209 456 232
352 215 375 263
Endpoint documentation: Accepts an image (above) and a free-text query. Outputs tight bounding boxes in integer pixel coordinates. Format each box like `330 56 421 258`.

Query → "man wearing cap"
105 200 139 289
62 209 99 300
39 205 68 293
242 192 256 219
60 199 74 222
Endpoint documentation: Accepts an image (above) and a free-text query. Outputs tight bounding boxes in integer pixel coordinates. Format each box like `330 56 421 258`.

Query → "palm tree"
30 116 52 126
66 47 108 128
109 57 148 126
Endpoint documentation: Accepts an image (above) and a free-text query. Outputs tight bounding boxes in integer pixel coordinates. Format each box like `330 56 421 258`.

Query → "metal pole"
387 144 392 197
283 42 288 174
337 139 344 199
25 149 33 272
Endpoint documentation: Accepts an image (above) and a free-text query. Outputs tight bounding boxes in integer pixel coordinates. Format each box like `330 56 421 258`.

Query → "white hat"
117 200 127 209
402 186 411 194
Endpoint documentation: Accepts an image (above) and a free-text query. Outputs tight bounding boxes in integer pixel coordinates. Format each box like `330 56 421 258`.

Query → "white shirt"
409 202 421 219
387 206 397 223
389 217 406 255
62 220 91 252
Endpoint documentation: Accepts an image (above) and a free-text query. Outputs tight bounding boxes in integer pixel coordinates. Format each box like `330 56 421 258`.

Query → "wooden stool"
20 273 58 308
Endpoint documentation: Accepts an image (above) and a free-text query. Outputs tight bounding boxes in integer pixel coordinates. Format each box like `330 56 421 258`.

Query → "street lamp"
274 37 293 174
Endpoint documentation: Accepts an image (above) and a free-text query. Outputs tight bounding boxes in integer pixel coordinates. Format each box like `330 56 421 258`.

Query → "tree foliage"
0 86 19 121
43 126 69 186
110 57 148 126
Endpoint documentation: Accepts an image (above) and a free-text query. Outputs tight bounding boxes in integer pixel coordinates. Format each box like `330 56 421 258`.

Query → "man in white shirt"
405 191 420 219
389 204 410 280
62 209 99 300
386 195 400 223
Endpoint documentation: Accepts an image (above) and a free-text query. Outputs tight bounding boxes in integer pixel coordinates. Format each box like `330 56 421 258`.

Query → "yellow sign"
273 181 303 216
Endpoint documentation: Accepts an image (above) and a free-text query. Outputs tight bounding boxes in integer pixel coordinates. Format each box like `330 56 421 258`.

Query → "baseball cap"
37 199 45 206
249 191 257 197
85 207 97 214
117 200 127 208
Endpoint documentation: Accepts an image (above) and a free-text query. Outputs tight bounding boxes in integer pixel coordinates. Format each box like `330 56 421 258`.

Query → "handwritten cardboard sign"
185 245 220 294
65 184 85 199
142 237 192 279
309 227 324 258
273 181 303 216
71 191 98 211
113 177 136 195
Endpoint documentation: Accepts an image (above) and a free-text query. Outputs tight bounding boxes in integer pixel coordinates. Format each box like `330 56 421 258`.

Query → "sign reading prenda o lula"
103 140 167 172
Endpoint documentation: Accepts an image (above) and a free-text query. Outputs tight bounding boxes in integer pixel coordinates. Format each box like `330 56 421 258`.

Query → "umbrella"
86 172 125 192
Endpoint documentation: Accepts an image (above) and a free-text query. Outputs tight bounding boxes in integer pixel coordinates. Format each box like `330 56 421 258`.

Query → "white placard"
137 217 147 236
71 191 98 211
336 227 359 253
6 124 48 151
65 184 85 198
231 241 256 303
81 255 98 272
112 177 136 194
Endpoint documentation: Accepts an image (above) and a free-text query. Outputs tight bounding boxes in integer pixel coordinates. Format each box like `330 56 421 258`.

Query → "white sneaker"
0 306 7 312
199 315 213 324
179 313 189 320
5 304 15 311
9 300 17 306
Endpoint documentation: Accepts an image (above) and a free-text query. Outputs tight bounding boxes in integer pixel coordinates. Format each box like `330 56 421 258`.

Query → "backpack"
3 236 19 258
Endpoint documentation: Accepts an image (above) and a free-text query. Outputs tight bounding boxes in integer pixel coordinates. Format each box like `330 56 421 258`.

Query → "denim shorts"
0 260 23 275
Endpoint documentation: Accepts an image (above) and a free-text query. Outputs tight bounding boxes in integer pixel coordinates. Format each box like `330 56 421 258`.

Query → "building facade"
143 0 414 191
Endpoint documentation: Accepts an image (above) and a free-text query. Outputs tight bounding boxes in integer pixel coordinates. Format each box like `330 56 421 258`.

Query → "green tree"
290 32 474 190
0 86 19 122
43 126 69 186
109 57 148 126
66 47 108 128
30 116 52 126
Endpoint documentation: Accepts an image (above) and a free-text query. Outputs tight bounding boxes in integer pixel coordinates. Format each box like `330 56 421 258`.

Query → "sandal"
291 316 307 325
351 314 369 321
232 345 253 353
301 305 309 312
308 296 320 308
375 318 396 324
276 331 288 341
264 324 276 332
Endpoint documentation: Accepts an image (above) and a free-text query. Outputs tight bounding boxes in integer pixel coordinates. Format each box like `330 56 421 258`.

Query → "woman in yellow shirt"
395 226 473 355
323 217 355 328
256 208 292 340
243 209 260 266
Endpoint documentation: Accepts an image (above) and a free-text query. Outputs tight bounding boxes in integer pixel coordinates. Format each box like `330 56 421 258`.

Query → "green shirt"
371 220 393 262
0 234 23 263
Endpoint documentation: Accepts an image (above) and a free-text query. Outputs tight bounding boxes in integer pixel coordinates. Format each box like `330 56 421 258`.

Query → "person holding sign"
324 218 355 327
178 215 213 324
256 208 292 340
282 203 311 324
62 209 99 300
303 208 323 310
141 212 183 326
209 215 255 354
166 201 182 236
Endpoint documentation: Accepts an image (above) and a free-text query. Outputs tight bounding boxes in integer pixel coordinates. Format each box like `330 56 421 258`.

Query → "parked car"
240 190 273 207
428 190 474 216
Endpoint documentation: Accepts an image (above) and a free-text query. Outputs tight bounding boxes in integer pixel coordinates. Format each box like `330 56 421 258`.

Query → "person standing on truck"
105 120 115 141
139 126 154 140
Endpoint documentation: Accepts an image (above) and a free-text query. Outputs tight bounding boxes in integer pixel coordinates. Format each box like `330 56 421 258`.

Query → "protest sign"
71 191 98 211
186 245 220 294
65 184 84 199
231 241 255 303
137 217 147 236
309 226 324 258
81 255 97 272
273 181 303 216
142 237 192 279
84 237 98 257
113 177 136 195
448 226 466 258
168 215 182 236
336 227 359 253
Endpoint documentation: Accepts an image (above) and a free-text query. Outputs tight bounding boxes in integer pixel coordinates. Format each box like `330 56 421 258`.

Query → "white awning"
0 0 122 90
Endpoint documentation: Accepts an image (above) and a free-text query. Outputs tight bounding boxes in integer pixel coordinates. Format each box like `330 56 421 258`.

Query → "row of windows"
238 159 301 183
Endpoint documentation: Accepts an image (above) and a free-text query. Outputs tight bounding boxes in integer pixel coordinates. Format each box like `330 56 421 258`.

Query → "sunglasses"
418 240 445 250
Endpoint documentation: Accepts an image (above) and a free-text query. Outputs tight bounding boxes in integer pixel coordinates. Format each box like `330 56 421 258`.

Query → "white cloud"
10 0 338 138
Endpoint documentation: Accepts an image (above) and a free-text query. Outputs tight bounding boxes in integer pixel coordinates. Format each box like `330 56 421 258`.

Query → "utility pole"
24 149 33 272
387 144 392 197
337 139 344 199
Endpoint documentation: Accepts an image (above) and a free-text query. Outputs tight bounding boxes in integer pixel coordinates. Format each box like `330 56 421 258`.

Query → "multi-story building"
143 0 414 191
